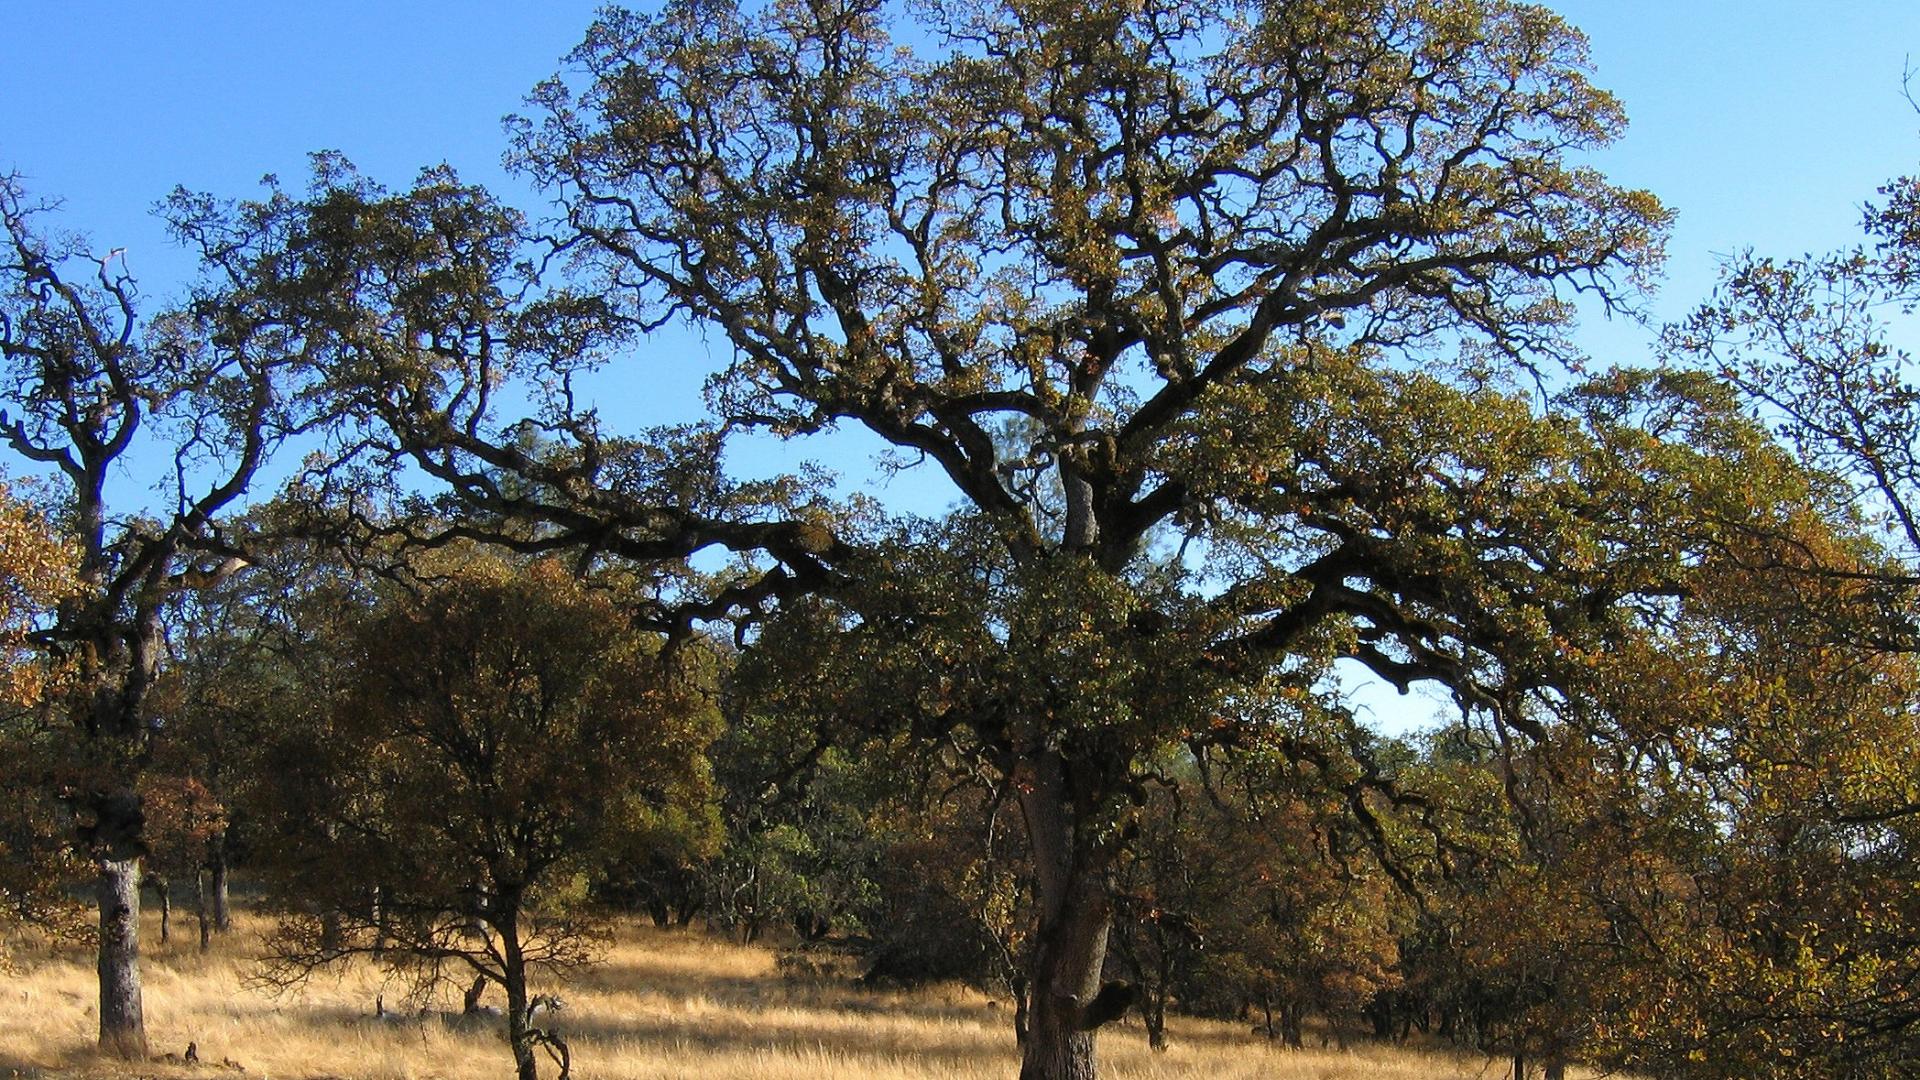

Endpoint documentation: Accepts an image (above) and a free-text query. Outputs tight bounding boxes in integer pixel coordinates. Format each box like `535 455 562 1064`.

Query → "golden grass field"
0 911 1590 1080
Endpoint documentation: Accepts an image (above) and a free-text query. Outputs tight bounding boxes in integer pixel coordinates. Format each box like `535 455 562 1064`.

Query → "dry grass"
0 911 1585 1080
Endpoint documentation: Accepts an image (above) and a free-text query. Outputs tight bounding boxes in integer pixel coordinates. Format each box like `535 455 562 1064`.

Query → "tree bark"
1016 750 1117 1080
97 856 147 1058
1144 993 1168 1052
1280 1001 1304 1049
210 845 231 931
501 916 540 1080
371 885 388 959
146 873 170 946
194 869 211 952
462 973 489 1014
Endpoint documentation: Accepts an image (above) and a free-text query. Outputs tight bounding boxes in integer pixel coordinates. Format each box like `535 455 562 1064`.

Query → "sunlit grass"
0 909 1596 1079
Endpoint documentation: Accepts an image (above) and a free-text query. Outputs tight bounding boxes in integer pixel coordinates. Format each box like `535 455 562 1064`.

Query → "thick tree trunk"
97 856 147 1058
1024 991 1099 1080
1016 750 1120 1080
1544 1056 1566 1080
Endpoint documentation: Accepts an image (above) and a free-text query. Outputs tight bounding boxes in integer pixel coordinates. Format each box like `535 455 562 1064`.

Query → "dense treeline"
3 2 1920 1079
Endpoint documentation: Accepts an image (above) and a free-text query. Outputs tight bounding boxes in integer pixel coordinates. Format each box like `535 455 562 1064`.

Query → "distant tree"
592 799 721 931
256 556 720 1080
856 763 1033 1005
692 690 869 945
133 772 225 949
1669 161 1920 581
1199 773 1402 1051
1106 778 1216 1051
150 528 372 940
1572 567 1920 1079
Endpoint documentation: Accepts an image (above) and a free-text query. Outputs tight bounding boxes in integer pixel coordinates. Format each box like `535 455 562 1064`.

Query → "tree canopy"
2 4 1918 1079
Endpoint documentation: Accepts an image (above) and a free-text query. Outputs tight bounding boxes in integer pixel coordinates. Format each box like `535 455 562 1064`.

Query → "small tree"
258 556 720 1080
134 772 226 949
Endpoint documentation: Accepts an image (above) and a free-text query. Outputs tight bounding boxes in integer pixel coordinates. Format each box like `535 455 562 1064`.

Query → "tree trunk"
1011 975 1031 1046
501 917 540 1080
1280 1001 1304 1049
194 869 211 952
1544 1056 1566 1080
371 885 389 959
1368 993 1393 1040
1146 945 1172 1051
97 855 147 1058
209 842 231 932
1024 991 1099 1080
794 910 831 942
146 873 170 946
462 973 489 1014
1144 992 1167 1052
1512 1052 1529 1080
1016 749 1119 1080
673 896 700 928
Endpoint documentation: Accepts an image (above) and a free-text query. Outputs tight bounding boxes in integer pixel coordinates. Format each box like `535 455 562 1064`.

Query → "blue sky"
7 3 1917 342
5 1 1917 379
4 2 1919 729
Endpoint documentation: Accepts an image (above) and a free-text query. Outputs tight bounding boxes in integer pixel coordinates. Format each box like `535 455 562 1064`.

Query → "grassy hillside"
0 912 1581 1079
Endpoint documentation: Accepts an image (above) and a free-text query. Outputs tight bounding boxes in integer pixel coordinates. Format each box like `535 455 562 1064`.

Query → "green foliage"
7 5 1920 1078
256 555 721 985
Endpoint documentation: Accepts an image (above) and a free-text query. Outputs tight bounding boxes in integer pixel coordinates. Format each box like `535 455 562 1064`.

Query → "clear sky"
4 2 1919 729
6 1 1918 382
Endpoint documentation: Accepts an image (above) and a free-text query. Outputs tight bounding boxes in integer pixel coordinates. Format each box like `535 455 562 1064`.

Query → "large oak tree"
165 3 1881 1077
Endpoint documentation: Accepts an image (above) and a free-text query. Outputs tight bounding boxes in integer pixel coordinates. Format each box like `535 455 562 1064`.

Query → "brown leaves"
0 477 75 710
